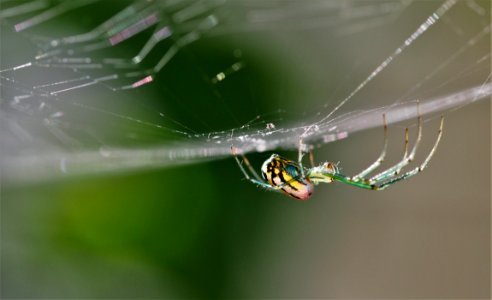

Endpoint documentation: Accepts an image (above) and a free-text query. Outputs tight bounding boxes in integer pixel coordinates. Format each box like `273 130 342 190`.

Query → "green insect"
232 113 443 200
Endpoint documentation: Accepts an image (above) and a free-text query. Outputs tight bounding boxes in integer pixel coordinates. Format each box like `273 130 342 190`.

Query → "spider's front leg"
372 116 444 190
352 114 388 181
327 110 443 190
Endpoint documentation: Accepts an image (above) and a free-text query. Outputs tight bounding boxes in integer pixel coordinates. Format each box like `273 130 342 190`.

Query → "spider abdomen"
261 154 313 200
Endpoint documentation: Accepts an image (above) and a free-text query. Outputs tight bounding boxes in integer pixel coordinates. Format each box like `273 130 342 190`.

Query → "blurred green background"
1 1 490 298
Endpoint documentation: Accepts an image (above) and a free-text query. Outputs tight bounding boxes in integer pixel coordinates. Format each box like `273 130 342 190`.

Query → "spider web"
0 0 490 184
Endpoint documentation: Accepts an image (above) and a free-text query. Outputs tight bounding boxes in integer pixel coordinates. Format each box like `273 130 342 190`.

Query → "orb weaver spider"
231 112 444 200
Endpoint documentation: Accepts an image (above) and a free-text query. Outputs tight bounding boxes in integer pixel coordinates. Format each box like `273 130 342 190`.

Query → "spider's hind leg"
309 149 315 168
231 146 263 182
298 138 307 177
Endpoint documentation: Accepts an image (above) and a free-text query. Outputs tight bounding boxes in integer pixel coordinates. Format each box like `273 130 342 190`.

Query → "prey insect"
231 112 444 200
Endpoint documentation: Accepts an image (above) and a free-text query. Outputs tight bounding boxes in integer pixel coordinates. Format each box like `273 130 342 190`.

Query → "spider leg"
373 116 444 190
403 127 409 162
368 127 409 183
370 105 422 183
309 149 315 168
298 138 306 177
246 178 282 191
353 114 388 180
326 116 443 191
329 173 377 190
231 146 263 182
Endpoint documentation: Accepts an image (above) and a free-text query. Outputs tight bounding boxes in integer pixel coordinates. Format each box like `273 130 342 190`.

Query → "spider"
231 112 444 200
